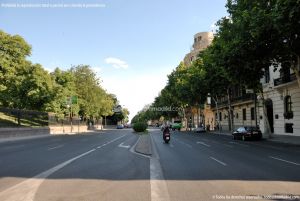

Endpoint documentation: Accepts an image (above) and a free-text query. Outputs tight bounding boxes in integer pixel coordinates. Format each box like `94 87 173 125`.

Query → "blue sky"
0 0 228 120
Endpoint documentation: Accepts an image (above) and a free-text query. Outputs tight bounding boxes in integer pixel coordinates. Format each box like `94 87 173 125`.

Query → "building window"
285 123 293 133
251 107 255 120
280 65 291 82
243 108 246 121
265 66 270 83
284 95 293 119
219 112 222 121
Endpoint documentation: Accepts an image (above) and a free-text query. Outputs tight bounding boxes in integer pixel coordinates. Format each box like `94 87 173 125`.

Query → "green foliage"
0 30 121 122
46 68 77 119
133 122 148 132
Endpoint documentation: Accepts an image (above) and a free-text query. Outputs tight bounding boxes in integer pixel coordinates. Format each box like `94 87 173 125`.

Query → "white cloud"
44 67 54 73
92 66 102 74
105 57 129 69
210 21 217 33
43 61 62 73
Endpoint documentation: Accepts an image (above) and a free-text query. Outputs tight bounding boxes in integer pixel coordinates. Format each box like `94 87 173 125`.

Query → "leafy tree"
0 30 32 107
71 65 103 119
47 68 78 120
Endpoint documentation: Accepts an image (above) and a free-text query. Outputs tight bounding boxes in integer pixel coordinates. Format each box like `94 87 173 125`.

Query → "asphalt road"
0 128 299 201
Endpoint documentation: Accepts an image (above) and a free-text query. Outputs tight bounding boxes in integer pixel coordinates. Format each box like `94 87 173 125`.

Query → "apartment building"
211 87 257 132
183 32 214 67
259 65 300 136
181 32 214 129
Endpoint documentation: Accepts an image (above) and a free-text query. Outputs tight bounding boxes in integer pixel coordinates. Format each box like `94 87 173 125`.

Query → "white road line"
269 156 300 166
118 142 130 149
196 141 211 147
210 157 227 166
0 134 126 201
150 134 170 201
173 138 192 148
48 145 64 150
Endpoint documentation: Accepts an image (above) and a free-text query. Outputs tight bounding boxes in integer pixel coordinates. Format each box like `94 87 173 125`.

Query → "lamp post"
207 93 220 131
67 104 73 133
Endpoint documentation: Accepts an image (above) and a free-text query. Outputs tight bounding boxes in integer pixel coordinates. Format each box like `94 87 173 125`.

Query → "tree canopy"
0 30 125 122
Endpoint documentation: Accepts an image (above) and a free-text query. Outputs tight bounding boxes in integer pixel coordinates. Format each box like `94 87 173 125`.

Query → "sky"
0 0 228 121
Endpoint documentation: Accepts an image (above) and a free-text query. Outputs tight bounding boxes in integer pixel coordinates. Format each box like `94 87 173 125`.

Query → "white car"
194 126 206 133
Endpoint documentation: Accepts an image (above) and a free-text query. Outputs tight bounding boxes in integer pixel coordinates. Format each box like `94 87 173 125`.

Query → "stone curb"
0 130 98 144
134 134 152 156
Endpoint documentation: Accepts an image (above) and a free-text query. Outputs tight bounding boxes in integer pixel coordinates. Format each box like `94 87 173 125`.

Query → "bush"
133 122 148 132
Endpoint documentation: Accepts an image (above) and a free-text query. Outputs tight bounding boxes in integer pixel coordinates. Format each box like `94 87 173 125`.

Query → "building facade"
209 86 257 132
181 32 214 129
183 32 214 67
259 65 300 136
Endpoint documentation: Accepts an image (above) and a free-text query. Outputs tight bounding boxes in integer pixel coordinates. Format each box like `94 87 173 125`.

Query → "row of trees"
0 30 125 123
132 0 300 131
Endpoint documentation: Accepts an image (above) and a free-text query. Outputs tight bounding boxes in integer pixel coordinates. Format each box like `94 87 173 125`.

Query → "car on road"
232 126 262 141
117 124 124 129
194 126 206 133
124 124 131 128
171 121 182 131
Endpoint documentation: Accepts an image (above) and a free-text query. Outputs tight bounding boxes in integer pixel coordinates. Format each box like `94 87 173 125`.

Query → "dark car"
194 126 206 133
232 126 262 141
117 124 124 129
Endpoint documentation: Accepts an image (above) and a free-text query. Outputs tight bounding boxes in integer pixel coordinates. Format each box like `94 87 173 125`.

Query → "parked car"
232 126 262 141
117 124 124 129
124 124 131 128
194 126 206 133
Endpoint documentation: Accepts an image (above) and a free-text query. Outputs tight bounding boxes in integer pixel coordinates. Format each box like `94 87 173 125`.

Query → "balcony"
274 73 297 87
217 93 253 108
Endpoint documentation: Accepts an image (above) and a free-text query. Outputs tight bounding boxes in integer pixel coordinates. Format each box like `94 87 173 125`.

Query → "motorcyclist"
162 125 170 140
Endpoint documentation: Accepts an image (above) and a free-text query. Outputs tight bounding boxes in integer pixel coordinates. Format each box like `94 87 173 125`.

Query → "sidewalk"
210 130 300 146
266 134 300 146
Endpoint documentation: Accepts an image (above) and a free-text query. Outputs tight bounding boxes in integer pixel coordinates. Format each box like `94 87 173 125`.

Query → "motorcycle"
163 131 171 143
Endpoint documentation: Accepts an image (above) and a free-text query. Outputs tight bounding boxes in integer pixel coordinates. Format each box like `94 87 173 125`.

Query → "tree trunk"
17 109 21 126
259 91 272 138
197 106 200 128
291 55 300 88
182 106 188 131
227 88 233 132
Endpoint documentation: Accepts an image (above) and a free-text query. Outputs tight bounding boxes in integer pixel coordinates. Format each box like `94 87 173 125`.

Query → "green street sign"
71 96 78 104
66 96 78 105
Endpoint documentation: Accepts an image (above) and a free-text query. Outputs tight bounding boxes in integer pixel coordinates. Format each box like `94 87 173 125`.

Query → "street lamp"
66 104 73 133
207 93 220 132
